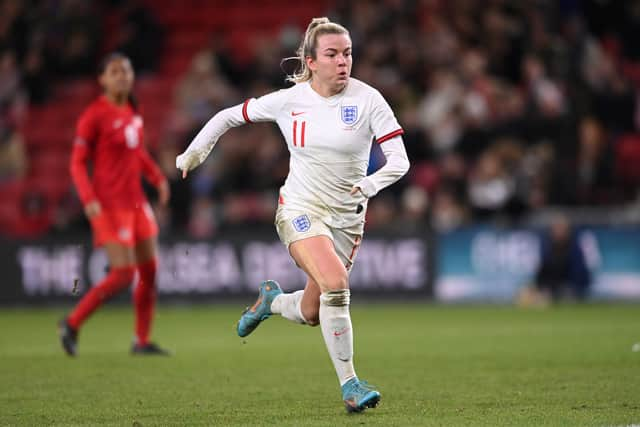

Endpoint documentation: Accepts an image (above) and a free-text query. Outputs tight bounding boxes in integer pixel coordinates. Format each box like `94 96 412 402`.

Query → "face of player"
99 58 134 99
308 33 352 95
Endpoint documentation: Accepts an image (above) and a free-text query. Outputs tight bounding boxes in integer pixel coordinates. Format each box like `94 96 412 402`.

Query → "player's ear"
306 55 316 72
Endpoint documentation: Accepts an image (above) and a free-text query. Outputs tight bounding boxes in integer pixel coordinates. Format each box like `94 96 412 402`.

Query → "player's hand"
350 186 363 196
84 200 102 219
176 151 200 179
158 180 170 206
352 178 376 198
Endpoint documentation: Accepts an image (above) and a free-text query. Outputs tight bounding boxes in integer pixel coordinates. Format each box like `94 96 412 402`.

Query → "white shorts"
275 207 364 271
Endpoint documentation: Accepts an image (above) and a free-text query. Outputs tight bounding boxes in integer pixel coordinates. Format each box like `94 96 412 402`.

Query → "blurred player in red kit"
58 53 170 356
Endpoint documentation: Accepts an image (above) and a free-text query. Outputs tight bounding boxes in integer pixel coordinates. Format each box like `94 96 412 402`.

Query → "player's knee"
98 266 136 300
319 271 348 292
112 266 136 293
117 266 137 284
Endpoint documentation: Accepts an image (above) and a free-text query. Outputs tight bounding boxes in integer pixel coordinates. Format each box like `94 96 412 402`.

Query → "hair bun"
308 17 330 31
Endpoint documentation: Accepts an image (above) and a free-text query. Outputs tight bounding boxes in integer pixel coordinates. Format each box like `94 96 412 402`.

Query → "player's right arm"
176 90 286 177
69 108 101 218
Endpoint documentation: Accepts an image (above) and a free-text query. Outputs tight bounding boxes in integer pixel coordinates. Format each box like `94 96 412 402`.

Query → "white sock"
270 291 306 324
319 289 356 386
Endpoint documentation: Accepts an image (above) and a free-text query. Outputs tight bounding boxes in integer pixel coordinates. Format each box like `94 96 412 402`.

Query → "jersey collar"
304 80 348 106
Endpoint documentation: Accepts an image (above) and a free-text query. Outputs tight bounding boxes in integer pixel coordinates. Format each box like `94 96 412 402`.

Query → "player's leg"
130 237 168 355
289 235 380 412
59 242 136 356
132 237 156 347
289 236 353 379
270 277 320 326
271 211 322 326
238 275 321 336
287 231 359 327
67 242 136 328
300 277 321 325
237 211 325 336
129 202 168 355
59 210 137 356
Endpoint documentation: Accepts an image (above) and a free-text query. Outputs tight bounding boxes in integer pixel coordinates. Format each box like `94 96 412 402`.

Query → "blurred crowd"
2 0 640 238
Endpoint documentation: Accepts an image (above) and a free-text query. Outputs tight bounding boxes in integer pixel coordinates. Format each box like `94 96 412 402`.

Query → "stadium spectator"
0 0 28 59
0 50 26 123
187 195 217 238
467 148 516 221
155 142 191 231
113 0 164 73
0 48 27 181
173 50 237 140
206 32 251 87
22 44 49 104
0 118 26 181
534 215 592 301
46 0 101 78
430 184 468 232
550 116 616 205
58 53 171 357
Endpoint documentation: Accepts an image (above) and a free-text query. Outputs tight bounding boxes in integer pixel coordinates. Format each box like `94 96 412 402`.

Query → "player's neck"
310 79 346 98
105 93 128 107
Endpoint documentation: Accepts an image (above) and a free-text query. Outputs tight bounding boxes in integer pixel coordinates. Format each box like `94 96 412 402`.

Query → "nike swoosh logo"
333 327 350 337
291 111 306 116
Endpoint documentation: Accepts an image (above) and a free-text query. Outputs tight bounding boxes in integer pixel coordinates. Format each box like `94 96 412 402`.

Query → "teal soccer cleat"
237 280 283 337
342 377 381 413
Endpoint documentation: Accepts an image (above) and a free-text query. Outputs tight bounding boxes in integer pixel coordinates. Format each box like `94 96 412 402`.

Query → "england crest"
341 105 358 125
292 214 311 232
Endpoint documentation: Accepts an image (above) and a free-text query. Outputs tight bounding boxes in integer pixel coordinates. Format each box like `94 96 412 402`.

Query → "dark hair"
98 52 138 112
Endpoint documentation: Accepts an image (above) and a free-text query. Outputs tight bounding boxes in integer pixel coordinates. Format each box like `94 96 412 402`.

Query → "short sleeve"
243 89 288 123
370 90 404 144
75 108 98 146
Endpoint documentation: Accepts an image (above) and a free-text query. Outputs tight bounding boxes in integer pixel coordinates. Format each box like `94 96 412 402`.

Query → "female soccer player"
176 18 409 412
59 53 170 356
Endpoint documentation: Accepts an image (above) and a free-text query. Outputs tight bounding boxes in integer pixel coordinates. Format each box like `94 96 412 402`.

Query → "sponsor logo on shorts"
292 214 311 232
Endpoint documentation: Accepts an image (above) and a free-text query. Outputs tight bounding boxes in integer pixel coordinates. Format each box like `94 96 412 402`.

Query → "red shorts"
90 202 158 247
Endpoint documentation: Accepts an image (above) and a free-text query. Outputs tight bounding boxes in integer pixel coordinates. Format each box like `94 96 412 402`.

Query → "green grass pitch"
1 303 639 426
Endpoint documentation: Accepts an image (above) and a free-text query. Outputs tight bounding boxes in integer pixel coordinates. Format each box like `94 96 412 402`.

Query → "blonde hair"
286 17 349 84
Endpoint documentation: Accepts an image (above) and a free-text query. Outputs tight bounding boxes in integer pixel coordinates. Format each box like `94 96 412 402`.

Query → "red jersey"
70 95 165 209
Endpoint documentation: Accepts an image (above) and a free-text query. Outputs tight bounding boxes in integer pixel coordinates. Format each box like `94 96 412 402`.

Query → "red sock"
68 266 136 330
134 258 158 346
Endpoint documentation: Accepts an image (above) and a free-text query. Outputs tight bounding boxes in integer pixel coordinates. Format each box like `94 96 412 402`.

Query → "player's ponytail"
284 17 349 84
98 52 138 112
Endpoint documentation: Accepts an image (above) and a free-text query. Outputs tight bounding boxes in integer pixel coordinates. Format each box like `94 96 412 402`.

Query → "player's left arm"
351 92 410 198
138 146 170 205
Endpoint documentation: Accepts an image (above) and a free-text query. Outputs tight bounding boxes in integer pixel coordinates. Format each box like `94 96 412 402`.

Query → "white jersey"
242 78 403 228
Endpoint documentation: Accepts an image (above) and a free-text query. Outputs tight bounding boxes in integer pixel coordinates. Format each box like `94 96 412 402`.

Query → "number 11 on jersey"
293 120 306 148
